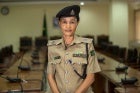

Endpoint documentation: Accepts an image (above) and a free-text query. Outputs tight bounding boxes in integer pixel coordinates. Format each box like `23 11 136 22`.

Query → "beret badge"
56 5 80 21
70 9 75 15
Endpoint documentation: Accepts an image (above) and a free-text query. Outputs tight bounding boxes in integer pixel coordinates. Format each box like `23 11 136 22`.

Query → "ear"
58 20 61 26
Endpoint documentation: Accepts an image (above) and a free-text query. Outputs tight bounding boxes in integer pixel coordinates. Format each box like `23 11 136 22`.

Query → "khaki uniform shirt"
47 35 101 93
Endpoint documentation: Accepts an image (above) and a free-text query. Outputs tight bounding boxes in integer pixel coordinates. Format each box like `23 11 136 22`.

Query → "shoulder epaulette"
80 37 93 44
47 39 61 46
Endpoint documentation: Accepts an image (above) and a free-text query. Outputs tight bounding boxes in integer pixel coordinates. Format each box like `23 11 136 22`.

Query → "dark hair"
58 16 80 22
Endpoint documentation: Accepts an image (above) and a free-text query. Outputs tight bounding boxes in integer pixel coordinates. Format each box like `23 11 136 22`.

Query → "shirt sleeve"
86 43 101 74
47 46 55 75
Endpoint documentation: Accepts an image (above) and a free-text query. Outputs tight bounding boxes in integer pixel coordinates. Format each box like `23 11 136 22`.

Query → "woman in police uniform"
47 5 101 93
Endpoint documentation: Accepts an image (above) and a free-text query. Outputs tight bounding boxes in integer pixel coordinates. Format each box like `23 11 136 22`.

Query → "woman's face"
59 17 79 37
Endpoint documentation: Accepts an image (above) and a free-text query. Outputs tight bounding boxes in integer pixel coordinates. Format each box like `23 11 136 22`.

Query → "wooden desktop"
0 49 47 93
93 52 140 93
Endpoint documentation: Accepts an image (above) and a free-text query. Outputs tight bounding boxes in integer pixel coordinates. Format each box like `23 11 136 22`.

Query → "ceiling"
0 0 139 4
0 0 98 2
2 0 139 7
0 0 111 5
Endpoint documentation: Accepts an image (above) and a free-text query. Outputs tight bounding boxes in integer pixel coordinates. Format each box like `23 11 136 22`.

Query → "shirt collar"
55 35 82 46
72 35 81 44
55 38 63 45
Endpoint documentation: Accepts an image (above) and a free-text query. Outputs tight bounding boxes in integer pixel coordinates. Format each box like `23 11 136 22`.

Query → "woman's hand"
74 73 95 93
47 74 60 93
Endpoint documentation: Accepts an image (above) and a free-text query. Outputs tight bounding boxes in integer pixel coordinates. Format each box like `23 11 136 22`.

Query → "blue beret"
56 5 80 21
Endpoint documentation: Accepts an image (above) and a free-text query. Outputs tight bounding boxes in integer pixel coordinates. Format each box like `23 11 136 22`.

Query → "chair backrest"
35 36 48 48
118 47 126 59
50 35 61 40
112 45 120 56
97 35 109 46
20 36 32 47
0 50 4 63
126 48 138 63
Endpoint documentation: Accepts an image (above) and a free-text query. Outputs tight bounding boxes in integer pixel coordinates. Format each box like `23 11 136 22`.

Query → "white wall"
77 4 109 36
0 3 109 52
109 0 129 48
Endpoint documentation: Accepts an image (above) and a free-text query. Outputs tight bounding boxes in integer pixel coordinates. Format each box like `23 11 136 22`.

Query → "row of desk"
0 48 47 93
1 48 140 93
94 52 140 93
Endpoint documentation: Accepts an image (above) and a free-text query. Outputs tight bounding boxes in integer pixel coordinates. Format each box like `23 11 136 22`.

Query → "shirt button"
65 80 69 83
65 60 68 64
66 60 70 64
65 71 68 74
66 52 69 55
66 90 70 93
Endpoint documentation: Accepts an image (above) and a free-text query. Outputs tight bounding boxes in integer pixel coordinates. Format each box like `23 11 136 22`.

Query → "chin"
64 33 73 36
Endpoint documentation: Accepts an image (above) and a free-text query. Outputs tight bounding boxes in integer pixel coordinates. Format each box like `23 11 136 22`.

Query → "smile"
65 30 72 32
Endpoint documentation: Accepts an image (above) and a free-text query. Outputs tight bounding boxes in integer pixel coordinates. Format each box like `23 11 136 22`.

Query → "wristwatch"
1 6 9 15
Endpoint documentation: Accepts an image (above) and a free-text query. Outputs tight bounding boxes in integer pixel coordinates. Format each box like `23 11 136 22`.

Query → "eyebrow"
60 17 77 20
60 18 77 22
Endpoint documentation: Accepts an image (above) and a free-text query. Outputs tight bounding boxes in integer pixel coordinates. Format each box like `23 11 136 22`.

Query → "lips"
65 30 72 32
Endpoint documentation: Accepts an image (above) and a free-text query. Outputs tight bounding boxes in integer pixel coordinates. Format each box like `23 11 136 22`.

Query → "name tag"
73 53 86 58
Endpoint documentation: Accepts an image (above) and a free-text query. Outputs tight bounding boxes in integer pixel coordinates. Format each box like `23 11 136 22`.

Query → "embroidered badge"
70 9 75 15
90 50 95 56
54 56 61 60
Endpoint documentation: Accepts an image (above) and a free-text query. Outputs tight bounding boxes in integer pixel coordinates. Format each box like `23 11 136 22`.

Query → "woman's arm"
47 74 60 93
75 73 95 93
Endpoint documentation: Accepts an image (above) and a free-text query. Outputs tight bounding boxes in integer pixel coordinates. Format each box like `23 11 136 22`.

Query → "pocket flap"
49 58 61 64
72 58 87 64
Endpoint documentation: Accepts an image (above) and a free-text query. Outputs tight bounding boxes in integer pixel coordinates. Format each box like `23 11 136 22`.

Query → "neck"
63 35 74 45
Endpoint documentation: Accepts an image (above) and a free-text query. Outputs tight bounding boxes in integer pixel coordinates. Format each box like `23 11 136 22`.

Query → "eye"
70 21 74 23
70 21 76 24
61 20 67 24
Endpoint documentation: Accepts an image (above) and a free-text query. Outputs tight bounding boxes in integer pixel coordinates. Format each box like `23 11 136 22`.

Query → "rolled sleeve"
87 43 101 74
47 47 55 75
47 63 55 74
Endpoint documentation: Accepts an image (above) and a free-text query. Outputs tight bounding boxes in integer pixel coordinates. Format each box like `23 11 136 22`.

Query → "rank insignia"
90 50 95 56
54 56 61 60
70 9 75 15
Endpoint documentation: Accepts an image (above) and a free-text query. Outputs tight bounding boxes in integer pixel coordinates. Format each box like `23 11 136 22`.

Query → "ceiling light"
80 2 84 5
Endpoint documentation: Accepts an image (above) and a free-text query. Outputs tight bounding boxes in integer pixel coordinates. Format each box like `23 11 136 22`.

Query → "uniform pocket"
49 58 61 64
71 58 87 74
72 57 87 65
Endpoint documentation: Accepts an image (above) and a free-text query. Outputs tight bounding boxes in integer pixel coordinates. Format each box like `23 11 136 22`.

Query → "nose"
66 23 71 28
